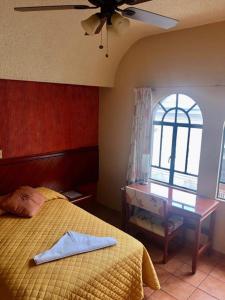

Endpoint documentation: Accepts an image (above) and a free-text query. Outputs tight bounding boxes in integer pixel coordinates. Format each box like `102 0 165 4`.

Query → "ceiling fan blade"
88 0 104 6
95 17 107 34
124 0 152 5
14 5 96 12
122 7 178 29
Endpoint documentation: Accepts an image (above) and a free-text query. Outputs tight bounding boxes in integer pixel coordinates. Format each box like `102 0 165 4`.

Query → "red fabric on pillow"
0 186 45 217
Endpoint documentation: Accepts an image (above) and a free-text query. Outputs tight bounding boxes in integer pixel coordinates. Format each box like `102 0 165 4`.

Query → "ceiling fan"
14 0 178 57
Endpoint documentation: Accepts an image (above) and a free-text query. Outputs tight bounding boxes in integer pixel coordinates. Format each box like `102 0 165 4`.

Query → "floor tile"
161 257 183 273
161 275 195 300
175 247 192 264
174 263 207 287
199 275 225 299
150 290 177 300
174 246 220 273
154 265 171 284
188 289 217 300
143 286 154 298
185 254 219 274
210 263 225 283
198 255 220 274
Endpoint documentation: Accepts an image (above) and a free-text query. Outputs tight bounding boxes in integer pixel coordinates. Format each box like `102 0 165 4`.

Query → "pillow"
0 186 45 218
36 187 66 201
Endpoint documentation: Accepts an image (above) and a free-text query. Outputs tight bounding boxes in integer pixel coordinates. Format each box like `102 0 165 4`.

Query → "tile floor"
93 203 225 300
144 246 225 300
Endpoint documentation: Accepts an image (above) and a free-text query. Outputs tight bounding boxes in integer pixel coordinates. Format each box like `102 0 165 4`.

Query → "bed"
0 147 160 300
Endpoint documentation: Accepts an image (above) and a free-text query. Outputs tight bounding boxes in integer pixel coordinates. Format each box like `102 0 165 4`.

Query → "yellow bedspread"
0 198 159 300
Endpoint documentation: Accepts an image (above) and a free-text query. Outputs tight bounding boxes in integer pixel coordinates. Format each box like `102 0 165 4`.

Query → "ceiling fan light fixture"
110 12 130 34
81 13 101 35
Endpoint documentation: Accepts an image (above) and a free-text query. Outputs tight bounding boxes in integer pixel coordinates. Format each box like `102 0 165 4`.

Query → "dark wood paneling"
0 147 99 195
0 79 99 158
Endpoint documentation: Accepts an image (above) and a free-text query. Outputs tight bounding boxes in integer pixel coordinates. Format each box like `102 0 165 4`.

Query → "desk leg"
208 211 216 255
192 219 201 274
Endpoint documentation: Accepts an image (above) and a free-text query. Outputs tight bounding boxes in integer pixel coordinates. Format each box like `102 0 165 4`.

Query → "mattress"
0 198 160 300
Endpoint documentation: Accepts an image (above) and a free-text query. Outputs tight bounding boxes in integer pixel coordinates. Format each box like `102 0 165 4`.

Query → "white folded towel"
33 231 117 265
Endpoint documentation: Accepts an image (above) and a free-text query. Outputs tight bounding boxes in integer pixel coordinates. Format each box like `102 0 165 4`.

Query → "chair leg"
163 239 169 264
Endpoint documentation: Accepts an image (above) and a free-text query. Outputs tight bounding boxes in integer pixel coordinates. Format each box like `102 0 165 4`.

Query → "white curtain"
127 87 152 184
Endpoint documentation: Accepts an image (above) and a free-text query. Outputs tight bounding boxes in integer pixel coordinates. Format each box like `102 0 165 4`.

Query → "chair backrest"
125 186 167 217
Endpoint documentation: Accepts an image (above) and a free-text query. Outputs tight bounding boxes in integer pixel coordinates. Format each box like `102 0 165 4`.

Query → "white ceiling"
1 0 225 87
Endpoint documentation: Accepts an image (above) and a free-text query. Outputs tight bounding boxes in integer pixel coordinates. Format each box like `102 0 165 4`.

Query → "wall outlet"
0 150 2 159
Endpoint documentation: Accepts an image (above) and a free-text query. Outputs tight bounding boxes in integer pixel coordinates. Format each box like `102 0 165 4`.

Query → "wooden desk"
123 182 219 274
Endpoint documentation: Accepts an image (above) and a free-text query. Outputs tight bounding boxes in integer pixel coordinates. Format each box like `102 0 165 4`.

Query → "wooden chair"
122 186 184 263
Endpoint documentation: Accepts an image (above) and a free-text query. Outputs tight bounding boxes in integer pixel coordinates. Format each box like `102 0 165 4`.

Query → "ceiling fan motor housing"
88 0 131 23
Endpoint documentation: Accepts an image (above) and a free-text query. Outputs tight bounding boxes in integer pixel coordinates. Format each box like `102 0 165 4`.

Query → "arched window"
151 93 203 191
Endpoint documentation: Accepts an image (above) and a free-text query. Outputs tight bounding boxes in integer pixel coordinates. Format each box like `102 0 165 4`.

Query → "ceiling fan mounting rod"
99 1 118 16
90 0 120 24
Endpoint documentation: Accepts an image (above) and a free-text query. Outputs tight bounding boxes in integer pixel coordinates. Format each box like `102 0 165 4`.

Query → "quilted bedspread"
0 198 159 300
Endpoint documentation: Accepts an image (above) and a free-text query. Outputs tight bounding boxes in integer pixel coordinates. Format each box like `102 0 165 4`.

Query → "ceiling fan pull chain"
105 25 109 58
99 30 104 49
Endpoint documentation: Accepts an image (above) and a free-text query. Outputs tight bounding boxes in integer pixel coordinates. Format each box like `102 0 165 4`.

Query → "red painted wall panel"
0 79 99 158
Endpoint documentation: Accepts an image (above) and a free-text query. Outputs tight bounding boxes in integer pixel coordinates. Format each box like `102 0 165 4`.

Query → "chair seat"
129 209 183 237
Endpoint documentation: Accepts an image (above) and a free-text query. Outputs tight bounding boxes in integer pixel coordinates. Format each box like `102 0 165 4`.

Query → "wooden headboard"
0 146 98 195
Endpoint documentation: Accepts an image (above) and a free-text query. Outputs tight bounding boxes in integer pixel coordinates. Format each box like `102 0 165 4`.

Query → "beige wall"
99 21 225 254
